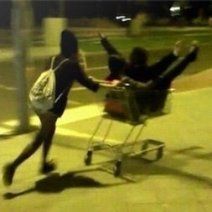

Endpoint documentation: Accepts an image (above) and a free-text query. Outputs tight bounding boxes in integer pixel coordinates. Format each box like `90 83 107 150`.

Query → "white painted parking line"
3 103 104 128
67 100 82 105
86 66 107 71
57 103 104 125
0 84 17 91
0 127 10 134
56 127 119 144
71 87 86 91
0 103 118 143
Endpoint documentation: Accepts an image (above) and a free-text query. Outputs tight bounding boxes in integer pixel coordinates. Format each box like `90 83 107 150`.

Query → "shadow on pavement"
0 126 37 141
171 146 212 161
3 172 105 200
3 170 126 200
123 156 212 187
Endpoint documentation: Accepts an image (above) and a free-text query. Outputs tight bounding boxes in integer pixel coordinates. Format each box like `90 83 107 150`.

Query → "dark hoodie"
49 29 99 116
60 30 78 58
100 36 178 89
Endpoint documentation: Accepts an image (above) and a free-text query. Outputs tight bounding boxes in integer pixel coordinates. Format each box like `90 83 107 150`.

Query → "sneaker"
40 160 56 174
2 163 15 186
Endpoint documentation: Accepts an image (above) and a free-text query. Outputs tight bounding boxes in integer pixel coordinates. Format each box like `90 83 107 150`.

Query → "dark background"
0 0 211 28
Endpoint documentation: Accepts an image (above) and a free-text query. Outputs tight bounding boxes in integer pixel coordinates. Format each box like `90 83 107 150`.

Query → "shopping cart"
84 82 173 177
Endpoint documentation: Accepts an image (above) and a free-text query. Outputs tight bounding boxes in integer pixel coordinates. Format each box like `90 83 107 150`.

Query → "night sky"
0 0 211 28
0 1 123 27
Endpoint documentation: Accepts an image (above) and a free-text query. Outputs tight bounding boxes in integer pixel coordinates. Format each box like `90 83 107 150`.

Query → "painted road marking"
71 87 86 91
0 103 121 144
0 84 88 92
0 84 17 91
1 104 103 136
86 66 107 71
57 103 104 125
0 127 11 135
3 103 104 128
0 64 107 91
55 127 119 144
67 100 82 105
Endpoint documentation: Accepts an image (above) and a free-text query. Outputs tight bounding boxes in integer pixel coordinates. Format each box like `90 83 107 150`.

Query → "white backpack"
29 57 69 112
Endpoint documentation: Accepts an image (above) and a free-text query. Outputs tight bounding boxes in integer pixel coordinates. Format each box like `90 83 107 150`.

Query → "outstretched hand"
173 40 183 56
89 76 120 88
187 40 199 62
100 80 120 88
98 32 106 39
189 40 199 53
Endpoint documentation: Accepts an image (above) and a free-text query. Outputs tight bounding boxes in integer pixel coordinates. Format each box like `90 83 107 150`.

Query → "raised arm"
99 32 121 56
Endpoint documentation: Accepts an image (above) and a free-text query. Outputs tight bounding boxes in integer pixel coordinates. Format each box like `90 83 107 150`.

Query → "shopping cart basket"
84 83 173 177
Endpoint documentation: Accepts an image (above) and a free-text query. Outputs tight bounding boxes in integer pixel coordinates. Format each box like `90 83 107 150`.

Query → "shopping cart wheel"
156 147 164 160
84 150 93 165
114 160 122 177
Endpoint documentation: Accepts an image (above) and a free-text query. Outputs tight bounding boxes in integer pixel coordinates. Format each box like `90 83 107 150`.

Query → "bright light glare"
121 18 132 22
170 6 181 12
116 16 126 20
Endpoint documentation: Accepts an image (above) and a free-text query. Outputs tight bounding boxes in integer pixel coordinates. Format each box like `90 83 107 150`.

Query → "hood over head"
60 29 78 58
129 47 148 66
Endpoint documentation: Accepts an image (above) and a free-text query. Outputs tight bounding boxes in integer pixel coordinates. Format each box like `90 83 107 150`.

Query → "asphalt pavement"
0 43 212 212
0 83 211 212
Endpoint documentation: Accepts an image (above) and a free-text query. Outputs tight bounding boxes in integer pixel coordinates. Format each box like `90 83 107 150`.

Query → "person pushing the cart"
2 30 117 187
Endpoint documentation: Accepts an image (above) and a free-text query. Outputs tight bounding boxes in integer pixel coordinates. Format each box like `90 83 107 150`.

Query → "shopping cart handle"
123 82 131 87
116 82 132 89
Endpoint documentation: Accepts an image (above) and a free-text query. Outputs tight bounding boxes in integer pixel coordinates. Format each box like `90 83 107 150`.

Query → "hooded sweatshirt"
49 30 99 116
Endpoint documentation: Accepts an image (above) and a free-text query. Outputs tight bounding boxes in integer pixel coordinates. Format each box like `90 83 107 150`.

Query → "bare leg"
39 112 58 173
2 128 44 186
13 131 43 168
2 111 57 186
42 124 56 165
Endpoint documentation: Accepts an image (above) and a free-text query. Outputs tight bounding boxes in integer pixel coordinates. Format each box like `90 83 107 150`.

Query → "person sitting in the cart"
100 33 199 114
99 32 183 90
120 41 199 90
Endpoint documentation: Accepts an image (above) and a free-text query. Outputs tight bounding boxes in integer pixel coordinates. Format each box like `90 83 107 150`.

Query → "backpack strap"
52 57 70 72
50 56 56 69
50 57 70 103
